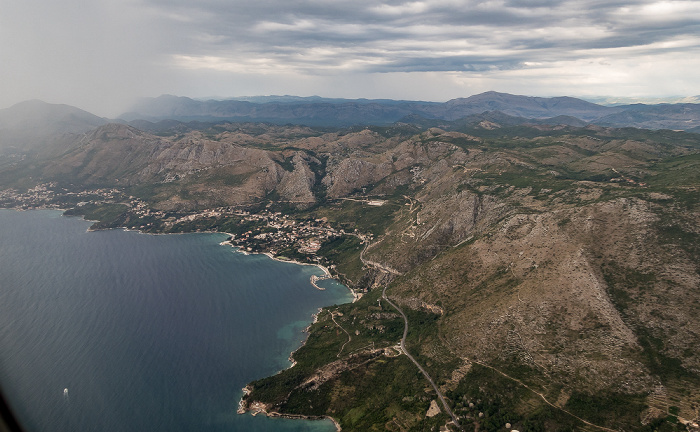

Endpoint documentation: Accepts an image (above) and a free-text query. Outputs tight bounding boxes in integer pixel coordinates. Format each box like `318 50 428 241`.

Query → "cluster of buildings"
0 184 124 209
1 183 366 273
0 183 57 208
227 210 346 258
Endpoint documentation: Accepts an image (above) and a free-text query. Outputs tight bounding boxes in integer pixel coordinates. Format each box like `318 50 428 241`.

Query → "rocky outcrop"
322 157 393 198
276 153 317 205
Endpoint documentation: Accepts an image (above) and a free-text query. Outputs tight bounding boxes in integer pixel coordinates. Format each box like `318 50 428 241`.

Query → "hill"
1 101 700 431
0 100 107 155
596 103 700 130
434 91 617 121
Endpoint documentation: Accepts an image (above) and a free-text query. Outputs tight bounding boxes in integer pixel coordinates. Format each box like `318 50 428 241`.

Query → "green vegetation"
402 308 461 384
316 236 364 283
601 262 657 314
199 168 252 186
311 199 401 236
63 203 129 228
565 392 648 429
244 288 447 431
4 117 700 432
447 364 579 432
636 327 694 382
656 222 700 265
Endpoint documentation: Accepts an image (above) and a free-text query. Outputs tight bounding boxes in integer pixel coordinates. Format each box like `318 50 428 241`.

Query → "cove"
0 209 352 432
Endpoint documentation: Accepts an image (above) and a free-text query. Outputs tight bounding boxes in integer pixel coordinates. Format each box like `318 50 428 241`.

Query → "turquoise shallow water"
0 209 351 432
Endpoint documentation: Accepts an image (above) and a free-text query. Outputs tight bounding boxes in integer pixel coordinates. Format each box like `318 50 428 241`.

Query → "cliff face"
36 124 291 208
276 153 318 205
322 157 394 198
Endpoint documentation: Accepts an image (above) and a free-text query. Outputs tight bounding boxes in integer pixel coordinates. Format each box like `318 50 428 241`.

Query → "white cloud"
371 2 430 15
255 19 317 32
637 0 700 18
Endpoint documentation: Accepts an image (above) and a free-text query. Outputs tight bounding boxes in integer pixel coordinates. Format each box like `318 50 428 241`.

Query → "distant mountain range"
585 95 700 106
2 92 700 155
120 91 700 130
2 90 700 431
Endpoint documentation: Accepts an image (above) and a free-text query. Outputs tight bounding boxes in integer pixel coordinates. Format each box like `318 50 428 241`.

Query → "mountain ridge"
0 100 108 155
119 92 700 130
1 113 699 431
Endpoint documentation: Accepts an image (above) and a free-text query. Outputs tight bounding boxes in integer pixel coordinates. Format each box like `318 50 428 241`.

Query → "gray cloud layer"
2 0 699 115
147 0 700 70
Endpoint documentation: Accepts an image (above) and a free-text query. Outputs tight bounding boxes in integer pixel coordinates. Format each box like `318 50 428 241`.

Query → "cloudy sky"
2 0 700 116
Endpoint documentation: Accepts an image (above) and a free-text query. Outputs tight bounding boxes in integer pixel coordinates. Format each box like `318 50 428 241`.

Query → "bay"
0 209 351 432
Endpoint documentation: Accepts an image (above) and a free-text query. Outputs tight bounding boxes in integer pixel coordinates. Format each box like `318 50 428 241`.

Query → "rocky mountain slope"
2 101 700 431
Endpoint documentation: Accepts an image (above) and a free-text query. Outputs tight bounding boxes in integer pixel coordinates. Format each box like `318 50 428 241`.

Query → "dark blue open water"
0 210 351 432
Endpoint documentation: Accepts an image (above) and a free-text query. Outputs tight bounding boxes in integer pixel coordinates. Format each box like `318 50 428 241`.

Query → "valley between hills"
1 94 700 432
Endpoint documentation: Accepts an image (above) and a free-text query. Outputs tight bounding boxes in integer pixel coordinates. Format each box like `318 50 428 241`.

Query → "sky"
1 0 700 116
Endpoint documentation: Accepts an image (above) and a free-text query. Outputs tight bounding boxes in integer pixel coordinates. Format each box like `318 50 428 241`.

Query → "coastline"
238 385 342 431
237 307 343 430
225 241 353 431
220 240 359 301
65 208 360 378
287 307 323 370
12 207 351 430
7 209 352 431
7 206 360 299
259 249 361 302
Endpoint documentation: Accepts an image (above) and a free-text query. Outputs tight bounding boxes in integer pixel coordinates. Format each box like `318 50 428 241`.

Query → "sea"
0 209 352 432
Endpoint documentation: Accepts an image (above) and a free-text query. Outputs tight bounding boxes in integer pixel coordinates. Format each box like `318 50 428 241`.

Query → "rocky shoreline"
238 386 342 431
220 240 362 301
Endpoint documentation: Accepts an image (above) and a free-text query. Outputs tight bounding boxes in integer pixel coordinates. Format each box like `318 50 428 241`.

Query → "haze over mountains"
2 89 700 431
119 91 700 131
2 91 700 155
0 100 108 154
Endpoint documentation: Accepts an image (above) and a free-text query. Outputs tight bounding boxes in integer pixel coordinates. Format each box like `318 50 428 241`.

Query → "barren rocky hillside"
2 116 699 431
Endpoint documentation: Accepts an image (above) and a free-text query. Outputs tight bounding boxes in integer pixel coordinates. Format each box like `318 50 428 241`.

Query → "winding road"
362 239 621 432
382 285 463 431
330 311 352 358
359 238 402 276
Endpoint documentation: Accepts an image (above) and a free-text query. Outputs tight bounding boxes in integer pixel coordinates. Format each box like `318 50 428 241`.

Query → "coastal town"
0 183 372 291
0 183 124 211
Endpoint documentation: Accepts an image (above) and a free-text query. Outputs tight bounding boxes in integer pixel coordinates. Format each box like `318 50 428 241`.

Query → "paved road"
359 239 402 275
382 286 463 431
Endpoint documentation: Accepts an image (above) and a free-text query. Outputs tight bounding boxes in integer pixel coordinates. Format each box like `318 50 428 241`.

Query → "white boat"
63 388 68 396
